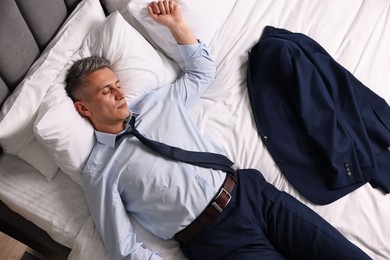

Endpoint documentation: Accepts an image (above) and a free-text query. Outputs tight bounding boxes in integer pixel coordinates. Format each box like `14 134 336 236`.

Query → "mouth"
118 102 127 109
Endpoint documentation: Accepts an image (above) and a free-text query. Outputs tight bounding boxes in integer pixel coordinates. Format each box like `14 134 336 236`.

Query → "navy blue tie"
116 116 236 174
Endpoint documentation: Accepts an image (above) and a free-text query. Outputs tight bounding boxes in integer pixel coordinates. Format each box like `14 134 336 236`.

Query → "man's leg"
258 173 371 259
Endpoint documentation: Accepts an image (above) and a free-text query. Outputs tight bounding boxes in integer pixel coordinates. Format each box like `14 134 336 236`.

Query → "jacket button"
263 136 268 141
344 161 352 176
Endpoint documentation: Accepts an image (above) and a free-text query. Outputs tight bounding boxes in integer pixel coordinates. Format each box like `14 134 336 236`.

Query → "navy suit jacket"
247 26 390 205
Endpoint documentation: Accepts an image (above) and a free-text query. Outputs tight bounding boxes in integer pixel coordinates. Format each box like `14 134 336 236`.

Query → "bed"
0 0 389 259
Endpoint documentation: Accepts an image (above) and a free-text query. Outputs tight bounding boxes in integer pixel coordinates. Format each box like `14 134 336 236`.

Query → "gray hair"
65 56 111 102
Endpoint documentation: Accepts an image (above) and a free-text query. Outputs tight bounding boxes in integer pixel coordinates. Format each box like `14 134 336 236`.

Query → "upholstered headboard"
0 0 81 107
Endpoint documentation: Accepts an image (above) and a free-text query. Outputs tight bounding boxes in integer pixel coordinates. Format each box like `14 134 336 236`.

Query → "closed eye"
116 80 121 88
101 87 110 95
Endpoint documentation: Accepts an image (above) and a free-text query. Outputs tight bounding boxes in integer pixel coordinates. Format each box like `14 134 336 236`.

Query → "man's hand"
147 0 197 45
147 0 181 28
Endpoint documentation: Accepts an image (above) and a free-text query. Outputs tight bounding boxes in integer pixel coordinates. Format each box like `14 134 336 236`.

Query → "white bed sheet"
0 0 389 259
0 153 89 248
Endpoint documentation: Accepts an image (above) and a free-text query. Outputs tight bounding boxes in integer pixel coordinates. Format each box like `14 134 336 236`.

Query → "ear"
74 101 92 118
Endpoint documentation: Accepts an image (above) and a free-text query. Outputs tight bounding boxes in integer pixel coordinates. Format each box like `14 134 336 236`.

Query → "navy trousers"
180 169 370 259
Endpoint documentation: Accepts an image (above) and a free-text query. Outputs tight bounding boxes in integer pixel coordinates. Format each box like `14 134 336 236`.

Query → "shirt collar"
95 131 117 148
94 112 135 148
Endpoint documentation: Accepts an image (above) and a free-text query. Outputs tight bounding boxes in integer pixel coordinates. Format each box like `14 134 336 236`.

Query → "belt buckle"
211 188 231 213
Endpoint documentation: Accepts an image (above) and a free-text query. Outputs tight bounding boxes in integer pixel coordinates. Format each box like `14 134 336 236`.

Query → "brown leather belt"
174 174 236 244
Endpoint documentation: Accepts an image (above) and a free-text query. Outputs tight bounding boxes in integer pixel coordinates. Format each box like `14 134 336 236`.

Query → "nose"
114 87 125 101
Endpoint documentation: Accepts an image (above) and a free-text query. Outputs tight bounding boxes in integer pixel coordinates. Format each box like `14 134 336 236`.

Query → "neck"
93 121 126 134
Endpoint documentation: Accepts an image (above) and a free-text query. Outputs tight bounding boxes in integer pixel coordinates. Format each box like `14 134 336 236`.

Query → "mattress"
0 0 389 259
0 153 88 249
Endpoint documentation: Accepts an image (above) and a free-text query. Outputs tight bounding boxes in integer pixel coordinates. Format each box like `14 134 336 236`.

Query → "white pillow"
34 55 95 186
0 0 106 180
34 11 181 185
127 0 237 68
17 139 59 178
80 11 180 102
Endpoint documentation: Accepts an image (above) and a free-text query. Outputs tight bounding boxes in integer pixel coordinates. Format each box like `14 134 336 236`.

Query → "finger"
149 1 160 14
163 0 170 14
157 1 166 15
169 0 176 11
147 5 157 20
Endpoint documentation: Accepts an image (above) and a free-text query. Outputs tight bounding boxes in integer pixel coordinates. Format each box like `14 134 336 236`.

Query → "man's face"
75 67 130 133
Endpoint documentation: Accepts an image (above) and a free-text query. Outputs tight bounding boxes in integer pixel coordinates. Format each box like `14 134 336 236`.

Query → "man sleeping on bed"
65 0 370 259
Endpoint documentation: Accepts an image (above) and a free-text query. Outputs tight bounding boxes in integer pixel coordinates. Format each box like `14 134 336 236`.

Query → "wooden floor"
0 231 41 260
